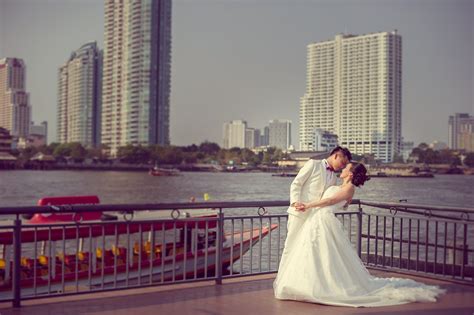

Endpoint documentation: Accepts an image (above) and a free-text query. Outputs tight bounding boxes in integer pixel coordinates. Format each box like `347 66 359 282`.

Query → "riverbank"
2 160 474 175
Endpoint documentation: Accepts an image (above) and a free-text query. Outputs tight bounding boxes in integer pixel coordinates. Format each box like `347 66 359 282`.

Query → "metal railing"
0 199 473 308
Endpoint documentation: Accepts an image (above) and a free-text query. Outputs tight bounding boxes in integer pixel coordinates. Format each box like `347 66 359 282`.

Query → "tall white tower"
299 31 402 162
57 42 101 147
0 58 31 140
223 120 247 149
101 0 172 155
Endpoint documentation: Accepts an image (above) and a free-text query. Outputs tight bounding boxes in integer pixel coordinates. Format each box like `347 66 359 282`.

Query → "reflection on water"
1 170 473 208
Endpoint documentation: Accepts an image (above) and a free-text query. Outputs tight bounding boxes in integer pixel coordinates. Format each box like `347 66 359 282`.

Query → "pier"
1 270 473 314
0 199 473 313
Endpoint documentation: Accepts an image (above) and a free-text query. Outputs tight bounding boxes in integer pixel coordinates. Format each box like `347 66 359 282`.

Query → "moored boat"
0 196 277 297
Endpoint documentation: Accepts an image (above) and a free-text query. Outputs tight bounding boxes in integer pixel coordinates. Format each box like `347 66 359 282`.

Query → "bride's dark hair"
350 162 371 187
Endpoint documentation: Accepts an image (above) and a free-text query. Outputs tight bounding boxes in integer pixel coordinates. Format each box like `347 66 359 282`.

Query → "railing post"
215 208 224 285
357 202 363 258
12 215 22 308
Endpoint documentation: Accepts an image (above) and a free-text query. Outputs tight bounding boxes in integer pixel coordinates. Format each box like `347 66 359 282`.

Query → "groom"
281 146 352 259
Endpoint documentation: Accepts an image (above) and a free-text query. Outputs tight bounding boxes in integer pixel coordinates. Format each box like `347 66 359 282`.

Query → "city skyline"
0 0 472 148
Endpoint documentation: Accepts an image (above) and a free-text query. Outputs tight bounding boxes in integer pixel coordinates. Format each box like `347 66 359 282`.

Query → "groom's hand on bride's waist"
294 203 308 212
291 202 305 211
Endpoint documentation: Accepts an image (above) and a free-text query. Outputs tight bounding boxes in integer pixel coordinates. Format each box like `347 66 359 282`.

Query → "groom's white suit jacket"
287 159 336 220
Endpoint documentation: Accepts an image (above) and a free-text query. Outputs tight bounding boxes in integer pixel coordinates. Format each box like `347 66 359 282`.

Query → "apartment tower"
101 0 172 155
299 31 402 162
57 42 102 147
0 58 31 140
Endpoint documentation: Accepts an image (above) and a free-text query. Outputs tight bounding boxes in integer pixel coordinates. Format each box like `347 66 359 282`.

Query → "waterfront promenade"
1 269 473 315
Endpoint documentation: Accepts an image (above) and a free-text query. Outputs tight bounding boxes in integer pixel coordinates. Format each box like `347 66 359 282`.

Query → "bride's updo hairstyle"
350 162 371 187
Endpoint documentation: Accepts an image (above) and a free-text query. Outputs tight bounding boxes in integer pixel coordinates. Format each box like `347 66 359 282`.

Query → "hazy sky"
0 0 473 147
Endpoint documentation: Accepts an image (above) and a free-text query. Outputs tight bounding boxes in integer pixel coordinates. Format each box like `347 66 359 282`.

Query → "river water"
0 170 473 276
1 170 473 208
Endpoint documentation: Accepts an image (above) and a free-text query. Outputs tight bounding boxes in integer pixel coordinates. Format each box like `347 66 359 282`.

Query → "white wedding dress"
273 185 445 307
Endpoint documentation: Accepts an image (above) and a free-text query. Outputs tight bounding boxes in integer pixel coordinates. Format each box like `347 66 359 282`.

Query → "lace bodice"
320 185 347 212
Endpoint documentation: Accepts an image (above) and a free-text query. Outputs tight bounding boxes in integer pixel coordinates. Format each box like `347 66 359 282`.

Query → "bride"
273 162 445 307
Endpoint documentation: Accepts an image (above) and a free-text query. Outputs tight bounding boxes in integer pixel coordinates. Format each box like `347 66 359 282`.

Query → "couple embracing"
273 147 445 307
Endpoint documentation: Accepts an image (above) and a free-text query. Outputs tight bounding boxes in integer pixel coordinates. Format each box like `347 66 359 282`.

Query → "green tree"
117 145 151 164
199 141 220 155
418 143 429 150
183 144 199 153
183 153 198 164
38 142 59 155
423 148 437 164
149 146 184 165
69 142 87 161
18 146 38 162
86 144 110 160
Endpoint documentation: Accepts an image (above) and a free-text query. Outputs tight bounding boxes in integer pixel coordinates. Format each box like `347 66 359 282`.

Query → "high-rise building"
254 128 261 147
449 113 474 151
269 119 292 150
57 42 102 147
259 126 270 147
101 0 172 156
299 31 402 162
0 58 31 140
244 128 260 149
223 120 247 149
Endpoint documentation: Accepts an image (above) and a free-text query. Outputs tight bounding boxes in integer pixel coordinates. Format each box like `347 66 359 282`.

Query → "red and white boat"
0 196 277 297
148 167 180 176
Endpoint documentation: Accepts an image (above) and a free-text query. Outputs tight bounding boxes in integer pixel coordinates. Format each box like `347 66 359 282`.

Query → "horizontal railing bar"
0 200 294 215
22 216 220 228
223 270 277 279
362 211 473 224
360 201 474 214
1 199 472 216
375 208 473 222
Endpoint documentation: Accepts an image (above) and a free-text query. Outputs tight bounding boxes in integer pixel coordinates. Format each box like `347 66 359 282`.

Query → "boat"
148 166 180 176
0 196 278 297
368 172 434 178
271 173 297 177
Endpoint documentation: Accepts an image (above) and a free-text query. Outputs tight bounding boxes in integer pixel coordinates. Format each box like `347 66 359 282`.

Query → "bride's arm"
297 185 355 211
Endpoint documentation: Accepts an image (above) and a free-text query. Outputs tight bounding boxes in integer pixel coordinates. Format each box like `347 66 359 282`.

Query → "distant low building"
281 150 330 169
0 127 16 168
312 128 338 152
0 127 13 152
28 121 48 147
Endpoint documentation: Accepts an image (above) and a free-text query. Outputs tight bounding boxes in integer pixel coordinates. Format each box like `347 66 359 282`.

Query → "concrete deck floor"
1 269 473 315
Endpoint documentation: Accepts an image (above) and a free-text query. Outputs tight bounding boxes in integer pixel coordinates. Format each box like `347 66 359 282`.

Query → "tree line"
12 142 290 166
11 141 474 167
